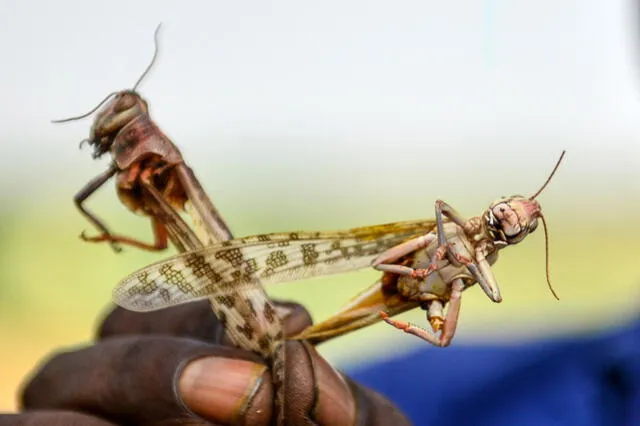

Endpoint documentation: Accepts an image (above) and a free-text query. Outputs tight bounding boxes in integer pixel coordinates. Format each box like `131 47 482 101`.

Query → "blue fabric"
347 319 640 426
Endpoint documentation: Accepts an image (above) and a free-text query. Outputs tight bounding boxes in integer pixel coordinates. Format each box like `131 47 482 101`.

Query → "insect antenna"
132 23 162 91
529 150 566 200
526 151 565 299
539 213 559 300
52 23 162 124
51 92 119 123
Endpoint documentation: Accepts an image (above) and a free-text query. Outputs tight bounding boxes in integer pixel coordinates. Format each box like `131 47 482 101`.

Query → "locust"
112 151 565 350
53 24 231 253
54 25 288 425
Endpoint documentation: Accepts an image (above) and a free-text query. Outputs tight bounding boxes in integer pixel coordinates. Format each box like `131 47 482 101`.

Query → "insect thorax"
111 115 183 170
397 222 476 301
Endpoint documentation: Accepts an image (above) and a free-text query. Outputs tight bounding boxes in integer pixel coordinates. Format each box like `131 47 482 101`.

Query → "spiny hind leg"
380 279 464 347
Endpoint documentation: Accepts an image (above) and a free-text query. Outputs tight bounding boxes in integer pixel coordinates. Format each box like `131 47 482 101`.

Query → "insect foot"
80 230 122 252
414 242 454 279
380 311 450 346
452 252 472 265
379 311 411 330
411 268 432 279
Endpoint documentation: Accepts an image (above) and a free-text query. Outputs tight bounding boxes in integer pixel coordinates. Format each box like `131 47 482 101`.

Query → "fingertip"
178 356 272 426
296 343 356 425
272 300 313 337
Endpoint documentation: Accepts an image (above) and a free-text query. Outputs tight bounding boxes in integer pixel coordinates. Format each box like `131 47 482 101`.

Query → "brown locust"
53 25 231 253
55 25 287 425
112 151 565 350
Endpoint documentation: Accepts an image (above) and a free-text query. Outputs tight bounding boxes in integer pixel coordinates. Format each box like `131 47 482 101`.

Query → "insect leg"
372 234 435 276
468 247 502 302
81 217 170 251
74 164 120 252
79 167 174 252
80 167 204 252
442 242 502 303
408 200 469 278
380 278 465 347
139 177 204 251
435 200 467 228
432 202 503 302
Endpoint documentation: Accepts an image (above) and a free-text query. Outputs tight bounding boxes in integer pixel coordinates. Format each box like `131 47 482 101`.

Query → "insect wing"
176 164 234 244
294 279 419 344
113 219 436 312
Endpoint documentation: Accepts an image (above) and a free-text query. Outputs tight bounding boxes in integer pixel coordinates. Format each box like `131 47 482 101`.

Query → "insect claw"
78 139 90 150
79 230 104 242
434 243 452 259
79 230 122 252
411 268 433 279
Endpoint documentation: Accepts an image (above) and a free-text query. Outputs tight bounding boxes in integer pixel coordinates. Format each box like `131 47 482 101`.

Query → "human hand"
3 300 411 426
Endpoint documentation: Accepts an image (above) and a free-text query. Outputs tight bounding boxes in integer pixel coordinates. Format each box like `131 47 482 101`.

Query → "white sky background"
0 0 640 369
0 0 639 220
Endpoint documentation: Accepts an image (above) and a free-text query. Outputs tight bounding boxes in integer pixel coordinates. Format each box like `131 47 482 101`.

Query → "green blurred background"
1 0 640 412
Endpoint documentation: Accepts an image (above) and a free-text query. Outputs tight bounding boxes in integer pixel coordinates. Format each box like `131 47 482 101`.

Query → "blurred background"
0 0 639 422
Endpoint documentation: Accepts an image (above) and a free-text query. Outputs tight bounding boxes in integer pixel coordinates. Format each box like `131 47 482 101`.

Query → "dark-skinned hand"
1 300 411 426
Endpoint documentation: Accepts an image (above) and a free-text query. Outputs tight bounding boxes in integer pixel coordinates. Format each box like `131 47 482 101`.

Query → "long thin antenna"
133 23 162 90
52 24 163 124
51 92 118 123
530 150 566 200
539 214 559 300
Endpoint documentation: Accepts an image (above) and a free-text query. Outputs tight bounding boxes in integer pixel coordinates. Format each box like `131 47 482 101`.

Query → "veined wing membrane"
113 219 436 312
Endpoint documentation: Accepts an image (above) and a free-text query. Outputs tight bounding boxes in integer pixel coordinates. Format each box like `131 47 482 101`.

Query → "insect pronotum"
112 151 566 349
54 25 287 425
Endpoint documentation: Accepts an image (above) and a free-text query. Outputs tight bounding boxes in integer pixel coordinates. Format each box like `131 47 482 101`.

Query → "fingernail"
178 356 268 424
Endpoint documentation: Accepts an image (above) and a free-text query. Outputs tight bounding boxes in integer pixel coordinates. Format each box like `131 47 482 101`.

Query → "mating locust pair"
56 25 565 426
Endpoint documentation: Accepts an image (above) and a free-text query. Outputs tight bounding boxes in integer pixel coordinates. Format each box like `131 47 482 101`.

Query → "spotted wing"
113 219 436 312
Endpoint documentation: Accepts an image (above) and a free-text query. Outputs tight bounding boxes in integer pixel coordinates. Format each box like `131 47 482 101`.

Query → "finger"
343 377 412 426
21 336 264 426
0 412 117 426
180 340 411 426
179 340 350 425
274 300 314 337
98 300 224 343
98 299 312 343
21 336 409 425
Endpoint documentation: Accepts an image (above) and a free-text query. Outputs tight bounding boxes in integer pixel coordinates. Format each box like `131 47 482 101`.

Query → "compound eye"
114 93 136 113
491 202 509 217
491 202 522 237
528 218 539 233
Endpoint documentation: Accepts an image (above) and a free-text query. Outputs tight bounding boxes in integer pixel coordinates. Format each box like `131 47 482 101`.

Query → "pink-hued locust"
54 25 287 425
112 151 565 350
